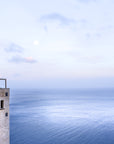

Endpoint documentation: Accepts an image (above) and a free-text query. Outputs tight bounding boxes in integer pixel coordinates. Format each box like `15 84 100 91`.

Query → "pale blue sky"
0 0 114 88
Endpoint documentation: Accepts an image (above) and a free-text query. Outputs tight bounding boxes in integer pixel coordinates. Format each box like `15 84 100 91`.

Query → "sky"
0 0 114 89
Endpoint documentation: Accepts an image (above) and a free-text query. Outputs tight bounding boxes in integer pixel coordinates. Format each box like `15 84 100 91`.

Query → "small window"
5 92 8 96
1 100 4 109
5 112 8 117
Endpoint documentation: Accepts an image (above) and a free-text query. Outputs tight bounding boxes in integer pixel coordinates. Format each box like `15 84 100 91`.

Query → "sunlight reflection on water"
10 89 114 144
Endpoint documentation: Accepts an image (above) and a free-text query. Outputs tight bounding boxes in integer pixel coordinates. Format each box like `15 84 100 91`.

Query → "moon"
33 40 39 46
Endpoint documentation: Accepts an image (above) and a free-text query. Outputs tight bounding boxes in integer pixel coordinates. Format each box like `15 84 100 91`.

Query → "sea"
10 89 114 144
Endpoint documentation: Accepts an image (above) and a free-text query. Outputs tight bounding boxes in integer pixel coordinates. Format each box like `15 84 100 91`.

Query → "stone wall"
0 88 10 144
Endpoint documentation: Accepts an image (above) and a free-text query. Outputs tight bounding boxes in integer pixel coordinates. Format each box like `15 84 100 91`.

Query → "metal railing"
0 78 7 88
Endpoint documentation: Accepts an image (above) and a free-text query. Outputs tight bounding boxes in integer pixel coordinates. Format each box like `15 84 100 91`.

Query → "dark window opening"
5 92 8 96
1 100 4 109
5 112 8 117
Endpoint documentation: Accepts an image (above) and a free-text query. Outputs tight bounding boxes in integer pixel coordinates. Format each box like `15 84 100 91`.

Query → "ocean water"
10 89 114 144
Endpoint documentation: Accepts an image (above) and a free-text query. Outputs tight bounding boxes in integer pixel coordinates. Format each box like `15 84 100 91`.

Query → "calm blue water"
10 89 114 144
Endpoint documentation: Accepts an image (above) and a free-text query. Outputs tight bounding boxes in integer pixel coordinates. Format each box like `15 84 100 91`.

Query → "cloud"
4 43 24 53
13 73 21 77
78 0 96 3
85 32 101 39
40 13 75 26
68 51 103 64
9 55 37 64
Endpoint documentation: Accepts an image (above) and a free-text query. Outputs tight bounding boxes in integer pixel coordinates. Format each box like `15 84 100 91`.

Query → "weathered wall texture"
0 88 10 144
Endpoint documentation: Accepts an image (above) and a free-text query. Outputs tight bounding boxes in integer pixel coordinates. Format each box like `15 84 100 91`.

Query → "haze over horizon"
0 0 114 89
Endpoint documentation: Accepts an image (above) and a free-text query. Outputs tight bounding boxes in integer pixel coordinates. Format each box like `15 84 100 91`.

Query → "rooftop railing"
0 78 7 88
